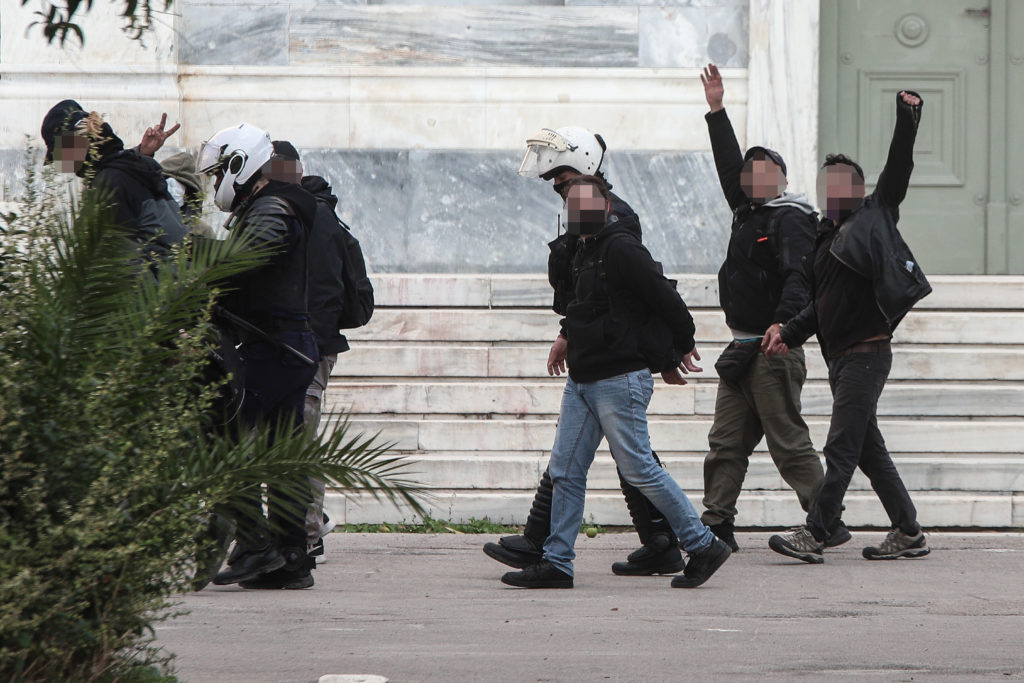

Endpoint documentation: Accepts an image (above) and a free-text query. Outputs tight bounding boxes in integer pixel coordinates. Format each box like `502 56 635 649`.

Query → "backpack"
334 217 375 329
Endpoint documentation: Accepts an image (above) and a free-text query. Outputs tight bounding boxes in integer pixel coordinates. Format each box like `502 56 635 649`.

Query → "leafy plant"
22 0 173 46
0 155 425 681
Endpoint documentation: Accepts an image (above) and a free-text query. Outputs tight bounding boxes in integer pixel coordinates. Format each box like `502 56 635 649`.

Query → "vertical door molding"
987 0 1010 274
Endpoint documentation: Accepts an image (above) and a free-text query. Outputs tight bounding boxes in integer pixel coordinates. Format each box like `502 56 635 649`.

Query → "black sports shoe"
213 546 285 585
611 533 685 576
671 537 731 588
768 526 825 564
501 560 573 589
709 522 739 552
240 567 314 590
862 528 930 560
824 522 852 548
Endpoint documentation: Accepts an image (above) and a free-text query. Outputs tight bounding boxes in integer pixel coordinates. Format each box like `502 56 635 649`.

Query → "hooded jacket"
549 191 639 316
221 180 319 332
301 175 351 355
90 149 189 258
563 214 696 383
705 108 816 335
781 91 929 358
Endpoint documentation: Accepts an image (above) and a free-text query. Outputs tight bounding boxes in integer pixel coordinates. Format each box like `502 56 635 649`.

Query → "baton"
213 306 317 367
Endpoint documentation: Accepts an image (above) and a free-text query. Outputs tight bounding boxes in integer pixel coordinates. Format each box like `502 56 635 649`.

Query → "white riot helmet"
197 123 273 211
518 126 606 180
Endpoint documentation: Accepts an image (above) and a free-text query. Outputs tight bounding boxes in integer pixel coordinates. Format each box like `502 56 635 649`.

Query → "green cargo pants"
701 346 824 527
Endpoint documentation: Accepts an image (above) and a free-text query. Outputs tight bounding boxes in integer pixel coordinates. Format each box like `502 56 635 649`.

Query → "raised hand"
139 113 181 157
899 91 921 107
700 64 725 113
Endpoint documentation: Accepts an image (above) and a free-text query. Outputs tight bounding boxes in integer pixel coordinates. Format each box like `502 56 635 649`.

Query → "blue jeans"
543 370 714 576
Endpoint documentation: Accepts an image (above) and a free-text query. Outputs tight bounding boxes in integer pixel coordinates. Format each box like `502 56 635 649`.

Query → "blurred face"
566 182 608 236
740 157 787 202
52 134 90 174
264 158 303 184
817 164 866 222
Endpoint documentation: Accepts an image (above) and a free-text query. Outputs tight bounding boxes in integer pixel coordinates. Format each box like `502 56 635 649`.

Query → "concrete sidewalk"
156 532 1024 682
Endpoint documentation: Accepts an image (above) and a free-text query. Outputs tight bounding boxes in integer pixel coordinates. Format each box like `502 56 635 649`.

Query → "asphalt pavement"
155 531 1024 682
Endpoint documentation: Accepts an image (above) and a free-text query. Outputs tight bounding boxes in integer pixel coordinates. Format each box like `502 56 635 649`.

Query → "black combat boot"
483 469 553 568
240 545 315 589
610 454 684 576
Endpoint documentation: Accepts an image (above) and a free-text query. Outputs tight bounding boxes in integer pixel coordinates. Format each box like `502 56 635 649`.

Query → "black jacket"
564 217 696 383
89 146 188 259
221 180 319 334
549 191 639 317
705 108 816 334
782 92 930 357
301 175 351 355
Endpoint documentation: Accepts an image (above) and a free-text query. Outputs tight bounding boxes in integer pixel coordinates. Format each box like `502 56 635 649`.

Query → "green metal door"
820 1 1000 274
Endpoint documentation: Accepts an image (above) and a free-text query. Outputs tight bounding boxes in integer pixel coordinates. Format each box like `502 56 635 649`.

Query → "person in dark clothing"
484 126 687 577
264 139 349 562
698 64 849 552
501 175 731 589
764 90 931 564
40 100 187 261
197 123 321 589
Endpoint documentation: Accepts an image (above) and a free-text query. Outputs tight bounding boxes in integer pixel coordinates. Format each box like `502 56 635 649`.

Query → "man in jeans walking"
698 64 850 551
763 90 931 563
501 175 731 589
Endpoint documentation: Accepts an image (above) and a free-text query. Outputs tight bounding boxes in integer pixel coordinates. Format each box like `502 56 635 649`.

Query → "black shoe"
212 546 285 585
824 522 852 548
611 533 685 576
709 522 739 552
501 560 573 589
768 526 825 564
240 566 314 590
483 541 541 568
671 537 731 588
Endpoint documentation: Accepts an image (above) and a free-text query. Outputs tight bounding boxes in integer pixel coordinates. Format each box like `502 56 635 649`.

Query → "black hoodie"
564 214 696 383
300 175 351 355
89 143 188 259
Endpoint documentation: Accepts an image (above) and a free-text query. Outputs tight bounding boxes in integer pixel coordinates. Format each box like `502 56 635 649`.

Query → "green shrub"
0 158 425 681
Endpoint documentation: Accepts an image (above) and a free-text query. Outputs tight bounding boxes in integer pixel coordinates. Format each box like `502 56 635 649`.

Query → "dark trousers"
806 349 919 541
236 330 319 550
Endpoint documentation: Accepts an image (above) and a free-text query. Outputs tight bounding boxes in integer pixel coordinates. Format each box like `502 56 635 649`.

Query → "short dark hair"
822 153 865 181
563 174 611 202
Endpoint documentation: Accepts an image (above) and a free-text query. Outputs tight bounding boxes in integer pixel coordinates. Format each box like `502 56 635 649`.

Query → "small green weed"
340 515 519 534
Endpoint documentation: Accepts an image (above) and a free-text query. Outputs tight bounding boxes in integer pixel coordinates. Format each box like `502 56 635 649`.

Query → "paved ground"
155 532 1024 682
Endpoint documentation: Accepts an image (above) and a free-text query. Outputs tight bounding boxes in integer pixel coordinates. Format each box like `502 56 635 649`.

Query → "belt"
830 340 891 360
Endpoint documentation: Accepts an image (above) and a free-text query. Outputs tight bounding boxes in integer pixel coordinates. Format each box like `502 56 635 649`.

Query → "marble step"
332 344 1024 381
328 417 1024 455
362 452 1024 493
347 308 1024 344
324 490 1023 528
326 381 1024 418
370 273 1024 310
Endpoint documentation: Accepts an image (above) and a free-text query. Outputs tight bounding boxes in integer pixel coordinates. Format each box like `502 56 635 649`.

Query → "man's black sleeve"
772 210 816 324
606 238 696 354
779 302 817 348
704 108 749 213
873 91 923 211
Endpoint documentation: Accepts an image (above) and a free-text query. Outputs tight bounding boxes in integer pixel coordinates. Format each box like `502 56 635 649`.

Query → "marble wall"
297 148 731 273
0 0 824 273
